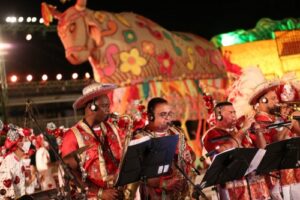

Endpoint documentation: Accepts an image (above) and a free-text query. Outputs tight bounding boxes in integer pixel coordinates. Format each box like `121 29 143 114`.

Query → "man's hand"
101 188 120 200
165 177 183 191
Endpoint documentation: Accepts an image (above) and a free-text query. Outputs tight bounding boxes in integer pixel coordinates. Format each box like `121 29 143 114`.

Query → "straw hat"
73 82 117 109
248 80 280 105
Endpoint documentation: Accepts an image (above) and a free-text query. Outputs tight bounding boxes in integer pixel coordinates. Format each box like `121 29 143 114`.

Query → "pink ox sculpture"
42 0 226 85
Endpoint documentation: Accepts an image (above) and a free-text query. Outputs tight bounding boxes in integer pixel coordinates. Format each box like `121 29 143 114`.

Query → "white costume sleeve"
0 155 16 198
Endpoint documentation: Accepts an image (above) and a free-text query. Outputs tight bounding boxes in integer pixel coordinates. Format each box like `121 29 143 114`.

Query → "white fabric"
0 153 26 199
36 147 50 171
271 182 300 200
35 147 57 190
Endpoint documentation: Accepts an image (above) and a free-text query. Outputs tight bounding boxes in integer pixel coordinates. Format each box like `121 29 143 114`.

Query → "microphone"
200 146 220 161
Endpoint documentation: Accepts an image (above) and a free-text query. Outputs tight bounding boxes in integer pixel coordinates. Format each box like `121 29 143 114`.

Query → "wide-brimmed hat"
73 82 117 109
249 80 280 105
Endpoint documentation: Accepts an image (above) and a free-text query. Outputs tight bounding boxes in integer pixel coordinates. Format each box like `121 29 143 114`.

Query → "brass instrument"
111 114 139 200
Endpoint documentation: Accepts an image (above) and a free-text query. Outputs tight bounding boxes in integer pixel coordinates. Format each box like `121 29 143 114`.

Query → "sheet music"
244 148 266 176
129 135 151 146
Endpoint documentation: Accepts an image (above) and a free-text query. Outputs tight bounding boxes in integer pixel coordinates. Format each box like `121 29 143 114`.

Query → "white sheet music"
244 148 266 176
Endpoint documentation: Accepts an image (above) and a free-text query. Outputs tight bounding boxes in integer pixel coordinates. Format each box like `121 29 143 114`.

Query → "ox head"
42 0 101 65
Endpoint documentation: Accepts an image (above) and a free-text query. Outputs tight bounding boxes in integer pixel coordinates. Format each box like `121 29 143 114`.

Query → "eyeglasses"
156 111 174 119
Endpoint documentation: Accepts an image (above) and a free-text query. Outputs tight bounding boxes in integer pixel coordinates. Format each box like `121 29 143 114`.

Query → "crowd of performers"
0 82 194 200
203 68 300 200
0 67 300 200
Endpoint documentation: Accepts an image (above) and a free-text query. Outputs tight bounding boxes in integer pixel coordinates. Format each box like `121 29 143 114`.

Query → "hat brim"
249 81 280 105
73 84 117 110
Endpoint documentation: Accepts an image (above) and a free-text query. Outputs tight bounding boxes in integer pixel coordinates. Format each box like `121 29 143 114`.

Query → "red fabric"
203 128 235 153
60 121 125 188
254 113 276 144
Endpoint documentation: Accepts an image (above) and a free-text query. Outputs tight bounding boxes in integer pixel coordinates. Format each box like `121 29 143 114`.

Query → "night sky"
0 0 299 81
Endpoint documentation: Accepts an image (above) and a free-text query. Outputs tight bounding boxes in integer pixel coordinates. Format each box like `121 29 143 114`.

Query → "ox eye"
69 23 76 33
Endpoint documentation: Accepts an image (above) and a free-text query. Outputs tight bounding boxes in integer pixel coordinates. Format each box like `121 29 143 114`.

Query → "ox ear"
41 3 62 26
75 0 87 11
88 23 101 46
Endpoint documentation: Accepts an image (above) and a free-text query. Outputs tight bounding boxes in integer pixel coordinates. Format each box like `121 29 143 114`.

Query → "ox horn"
41 3 62 26
75 0 87 11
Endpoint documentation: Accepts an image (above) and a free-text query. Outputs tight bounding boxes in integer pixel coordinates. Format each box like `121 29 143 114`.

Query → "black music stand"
114 134 179 187
256 137 300 174
200 148 265 200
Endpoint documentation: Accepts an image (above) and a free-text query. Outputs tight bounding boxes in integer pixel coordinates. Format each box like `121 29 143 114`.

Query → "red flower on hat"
3 179 12 188
13 176 20 184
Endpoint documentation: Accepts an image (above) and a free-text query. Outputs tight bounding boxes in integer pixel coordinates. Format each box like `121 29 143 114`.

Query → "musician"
203 101 270 200
134 97 194 200
249 80 300 199
60 82 125 200
0 126 32 199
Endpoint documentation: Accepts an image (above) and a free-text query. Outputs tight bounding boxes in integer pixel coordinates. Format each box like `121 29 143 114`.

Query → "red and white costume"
0 125 33 199
203 127 270 200
0 153 27 198
136 126 193 200
61 120 125 189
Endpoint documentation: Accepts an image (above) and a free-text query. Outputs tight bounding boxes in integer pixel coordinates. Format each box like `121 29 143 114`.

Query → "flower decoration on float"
202 93 216 127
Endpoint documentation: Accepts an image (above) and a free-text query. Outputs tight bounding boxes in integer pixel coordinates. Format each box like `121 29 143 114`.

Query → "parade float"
211 18 300 79
41 0 229 157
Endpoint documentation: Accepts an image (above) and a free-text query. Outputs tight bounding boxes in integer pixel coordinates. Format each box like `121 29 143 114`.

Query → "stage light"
10 17 17 23
41 74 48 81
26 17 32 23
10 75 18 83
18 17 24 23
85 72 91 79
31 17 37 23
5 17 11 23
56 73 62 80
26 74 33 82
72 73 78 80
26 34 32 41
0 43 12 50
39 18 44 24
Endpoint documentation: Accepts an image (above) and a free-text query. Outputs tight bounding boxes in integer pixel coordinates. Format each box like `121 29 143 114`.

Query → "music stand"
114 134 179 187
200 148 263 188
256 137 300 175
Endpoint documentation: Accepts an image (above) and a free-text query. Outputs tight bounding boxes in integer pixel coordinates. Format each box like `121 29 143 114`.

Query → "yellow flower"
120 48 147 75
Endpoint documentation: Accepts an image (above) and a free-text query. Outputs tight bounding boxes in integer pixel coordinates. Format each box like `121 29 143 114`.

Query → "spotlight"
26 17 32 23
26 74 33 82
31 17 37 23
41 74 48 81
10 75 18 83
72 73 78 80
10 16 17 23
85 72 91 79
5 17 11 23
18 17 24 23
26 34 32 41
56 74 62 80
